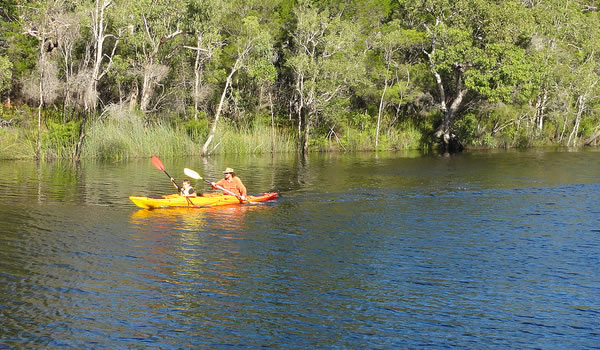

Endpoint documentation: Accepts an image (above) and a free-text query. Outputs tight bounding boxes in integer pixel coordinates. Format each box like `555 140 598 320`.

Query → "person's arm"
170 177 180 191
211 179 224 189
236 178 247 199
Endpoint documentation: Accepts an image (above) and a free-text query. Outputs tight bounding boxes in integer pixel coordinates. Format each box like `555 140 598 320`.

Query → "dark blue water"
1 150 599 349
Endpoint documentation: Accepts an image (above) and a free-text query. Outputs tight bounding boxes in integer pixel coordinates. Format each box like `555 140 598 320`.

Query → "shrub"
185 118 209 141
454 113 478 146
42 120 79 158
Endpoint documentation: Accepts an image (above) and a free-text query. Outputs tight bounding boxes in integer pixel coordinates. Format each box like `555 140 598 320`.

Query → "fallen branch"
584 128 600 146
0 118 14 128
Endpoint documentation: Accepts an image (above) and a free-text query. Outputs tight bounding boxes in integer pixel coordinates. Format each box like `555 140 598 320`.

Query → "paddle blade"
151 156 165 171
184 168 202 180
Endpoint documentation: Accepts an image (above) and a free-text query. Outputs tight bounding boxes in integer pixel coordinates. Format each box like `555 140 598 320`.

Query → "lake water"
0 150 599 349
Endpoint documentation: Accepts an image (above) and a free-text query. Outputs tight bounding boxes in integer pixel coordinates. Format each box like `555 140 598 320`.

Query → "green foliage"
349 111 374 131
0 0 599 158
40 120 79 158
515 128 533 149
0 55 12 96
453 113 478 145
185 118 209 141
467 43 534 103
580 116 598 138
0 128 36 159
207 123 297 154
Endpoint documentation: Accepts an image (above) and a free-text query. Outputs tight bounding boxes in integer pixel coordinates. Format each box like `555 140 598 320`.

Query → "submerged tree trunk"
270 92 275 153
37 76 43 160
430 62 467 152
303 116 310 154
75 111 89 160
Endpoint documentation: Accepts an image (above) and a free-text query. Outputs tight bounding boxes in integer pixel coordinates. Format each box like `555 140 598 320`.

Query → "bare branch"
182 45 210 52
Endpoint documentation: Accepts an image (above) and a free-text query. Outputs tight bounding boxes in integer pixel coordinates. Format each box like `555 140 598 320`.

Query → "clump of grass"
209 122 297 155
310 123 424 152
83 111 199 159
0 128 36 159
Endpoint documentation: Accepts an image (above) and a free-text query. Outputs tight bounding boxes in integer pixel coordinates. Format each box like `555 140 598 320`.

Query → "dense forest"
1 0 600 160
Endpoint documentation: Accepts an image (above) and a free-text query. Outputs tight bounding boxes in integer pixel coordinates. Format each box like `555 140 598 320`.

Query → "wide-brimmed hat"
223 167 235 174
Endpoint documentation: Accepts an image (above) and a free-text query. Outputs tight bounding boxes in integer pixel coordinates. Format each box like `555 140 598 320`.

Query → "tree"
75 0 121 160
121 0 184 113
0 1 17 101
184 0 226 121
527 0 600 145
19 0 64 159
201 15 275 155
286 0 364 153
398 0 535 151
0 55 12 98
373 20 424 147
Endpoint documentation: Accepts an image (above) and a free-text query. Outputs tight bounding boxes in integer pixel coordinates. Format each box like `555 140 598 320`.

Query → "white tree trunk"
568 95 585 146
139 63 153 113
193 34 202 120
376 63 390 148
201 59 240 155
76 0 115 161
535 88 548 132
86 0 111 111
37 69 43 160
270 92 275 153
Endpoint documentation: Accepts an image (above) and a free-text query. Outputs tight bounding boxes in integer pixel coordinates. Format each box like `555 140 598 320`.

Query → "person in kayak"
171 178 196 197
211 167 247 201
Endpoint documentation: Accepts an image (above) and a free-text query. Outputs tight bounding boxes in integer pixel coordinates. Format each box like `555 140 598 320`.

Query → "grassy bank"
3 105 595 161
84 118 299 159
0 119 424 160
0 107 302 160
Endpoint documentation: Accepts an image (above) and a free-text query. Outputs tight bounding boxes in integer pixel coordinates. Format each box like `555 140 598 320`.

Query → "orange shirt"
215 176 247 197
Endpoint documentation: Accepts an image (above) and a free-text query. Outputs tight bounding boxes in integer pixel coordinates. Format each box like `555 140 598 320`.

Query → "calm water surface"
0 150 599 349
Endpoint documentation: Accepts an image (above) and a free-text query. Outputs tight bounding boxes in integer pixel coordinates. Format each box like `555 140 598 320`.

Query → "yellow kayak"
129 192 278 209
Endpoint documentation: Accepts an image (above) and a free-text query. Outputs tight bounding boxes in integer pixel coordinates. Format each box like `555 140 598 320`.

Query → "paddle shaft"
162 169 181 191
208 179 245 200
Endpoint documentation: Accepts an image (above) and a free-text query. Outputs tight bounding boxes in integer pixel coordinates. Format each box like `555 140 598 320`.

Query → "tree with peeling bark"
399 0 535 151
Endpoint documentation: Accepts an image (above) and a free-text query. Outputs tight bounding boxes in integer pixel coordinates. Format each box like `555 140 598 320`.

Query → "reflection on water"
1 150 599 348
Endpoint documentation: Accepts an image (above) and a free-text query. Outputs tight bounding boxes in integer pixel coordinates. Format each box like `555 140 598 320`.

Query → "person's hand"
170 177 175 182
240 195 247 201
